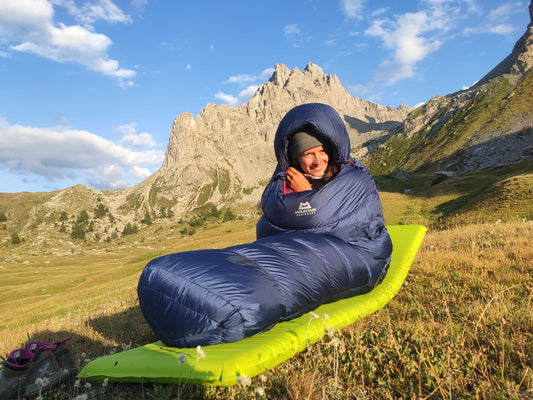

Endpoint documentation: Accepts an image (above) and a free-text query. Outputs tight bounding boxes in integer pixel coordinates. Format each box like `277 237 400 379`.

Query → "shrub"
94 203 108 218
11 232 21 245
0 212 7 222
71 223 86 240
76 210 90 224
123 223 139 236
222 209 237 222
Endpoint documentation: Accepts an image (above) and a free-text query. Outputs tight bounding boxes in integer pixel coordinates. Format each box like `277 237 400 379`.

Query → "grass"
1 170 532 399
2 220 531 399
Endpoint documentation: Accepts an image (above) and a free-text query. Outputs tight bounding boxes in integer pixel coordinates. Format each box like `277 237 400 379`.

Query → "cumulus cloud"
260 68 275 79
117 123 157 148
283 24 303 48
364 2 459 84
238 85 259 98
463 3 521 36
0 118 164 190
340 0 365 19
0 0 135 84
215 67 276 106
226 74 257 84
215 92 239 107
130 165 151 179
51 0 132 24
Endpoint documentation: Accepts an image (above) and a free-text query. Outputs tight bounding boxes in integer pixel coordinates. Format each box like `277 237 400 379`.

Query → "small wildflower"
309 311 319 319
254 386 266 397
103 342 109 348
196 345 206 361
327 327 335 337
178 353 187 365
237 375 252 388
74 379 80 388
322 313 329 320
102 378 109 387
84 382 92 389
35 377 49 387
121 344 131 352
259 374 267 383
80 352 86 359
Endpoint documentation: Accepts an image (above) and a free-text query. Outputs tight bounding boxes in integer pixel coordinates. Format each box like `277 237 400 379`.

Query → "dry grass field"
1 170 532 398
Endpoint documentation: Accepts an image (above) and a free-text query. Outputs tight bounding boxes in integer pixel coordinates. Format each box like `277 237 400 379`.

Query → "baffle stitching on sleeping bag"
137 103 393 347
230 244 292 316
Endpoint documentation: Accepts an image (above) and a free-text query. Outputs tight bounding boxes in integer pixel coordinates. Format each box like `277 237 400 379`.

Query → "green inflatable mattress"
79 224 426 386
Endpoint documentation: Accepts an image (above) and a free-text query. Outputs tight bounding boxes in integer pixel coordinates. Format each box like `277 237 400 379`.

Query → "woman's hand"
286 167 312 192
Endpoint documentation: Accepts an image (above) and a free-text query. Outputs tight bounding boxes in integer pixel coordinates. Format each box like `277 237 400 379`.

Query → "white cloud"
464 24 516 36
340 0 365 19
215 68 273 106
130 165 151 179
260 68 275 79
116 123 157 148
0 118 164 190
214 92 239 107
121 132 157 148
463 2 521 36
0 0 135 84
115 122 137 136
130 0 148 10
365 3 457 84
283 24 303 48
238 85 258 99
52 0 132 24
226 74 257 84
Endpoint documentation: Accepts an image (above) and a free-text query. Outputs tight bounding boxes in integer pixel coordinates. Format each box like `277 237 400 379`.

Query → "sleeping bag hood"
257 103 392 259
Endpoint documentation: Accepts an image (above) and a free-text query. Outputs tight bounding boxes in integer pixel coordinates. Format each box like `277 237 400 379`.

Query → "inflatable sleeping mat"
78 224 426 386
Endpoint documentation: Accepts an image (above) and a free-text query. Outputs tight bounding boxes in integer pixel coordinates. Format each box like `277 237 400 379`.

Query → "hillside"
365 3 533 176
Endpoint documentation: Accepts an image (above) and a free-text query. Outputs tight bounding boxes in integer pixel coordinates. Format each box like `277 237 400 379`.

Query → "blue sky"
0 0 529 193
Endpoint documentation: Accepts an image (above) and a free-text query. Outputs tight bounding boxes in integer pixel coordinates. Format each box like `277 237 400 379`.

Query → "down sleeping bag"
138 103 392 348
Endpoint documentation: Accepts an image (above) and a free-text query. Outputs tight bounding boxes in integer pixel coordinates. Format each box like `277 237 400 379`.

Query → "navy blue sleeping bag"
138 103 392 347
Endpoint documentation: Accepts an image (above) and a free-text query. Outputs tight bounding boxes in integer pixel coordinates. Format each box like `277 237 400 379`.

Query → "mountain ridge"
1 2 533 244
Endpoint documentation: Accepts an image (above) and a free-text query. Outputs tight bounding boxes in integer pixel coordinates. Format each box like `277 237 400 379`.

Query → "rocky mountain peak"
137 63 410 215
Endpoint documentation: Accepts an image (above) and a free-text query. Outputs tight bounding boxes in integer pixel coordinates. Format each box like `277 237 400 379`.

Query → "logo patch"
295 201 317 216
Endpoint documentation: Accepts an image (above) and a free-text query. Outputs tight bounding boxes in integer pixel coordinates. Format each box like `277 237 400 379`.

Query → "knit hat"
288 131 323 159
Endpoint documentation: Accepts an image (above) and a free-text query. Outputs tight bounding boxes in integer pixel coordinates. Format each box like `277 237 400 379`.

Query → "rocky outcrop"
473 0 533 88
389 1 533 174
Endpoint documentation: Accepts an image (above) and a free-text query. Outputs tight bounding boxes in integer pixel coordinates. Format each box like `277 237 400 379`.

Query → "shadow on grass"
88 305 157 349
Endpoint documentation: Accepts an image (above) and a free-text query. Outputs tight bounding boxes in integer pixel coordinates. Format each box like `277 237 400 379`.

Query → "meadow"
1 170 532 399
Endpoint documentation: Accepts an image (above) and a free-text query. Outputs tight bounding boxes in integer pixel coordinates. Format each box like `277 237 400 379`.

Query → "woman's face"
297 145 329 177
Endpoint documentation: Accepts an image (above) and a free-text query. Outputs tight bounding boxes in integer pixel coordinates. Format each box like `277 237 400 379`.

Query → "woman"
257 102 392 262
285 130 339 192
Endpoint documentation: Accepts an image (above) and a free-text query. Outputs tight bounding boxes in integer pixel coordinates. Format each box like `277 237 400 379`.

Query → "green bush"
11 232 21 245
123 223 139 236
71 223 86 240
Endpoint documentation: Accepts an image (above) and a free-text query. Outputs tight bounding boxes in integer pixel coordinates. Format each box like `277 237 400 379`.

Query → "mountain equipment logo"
295 201 317 217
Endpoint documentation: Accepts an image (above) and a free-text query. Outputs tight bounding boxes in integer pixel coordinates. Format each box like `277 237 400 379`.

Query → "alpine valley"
0 2 532 252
